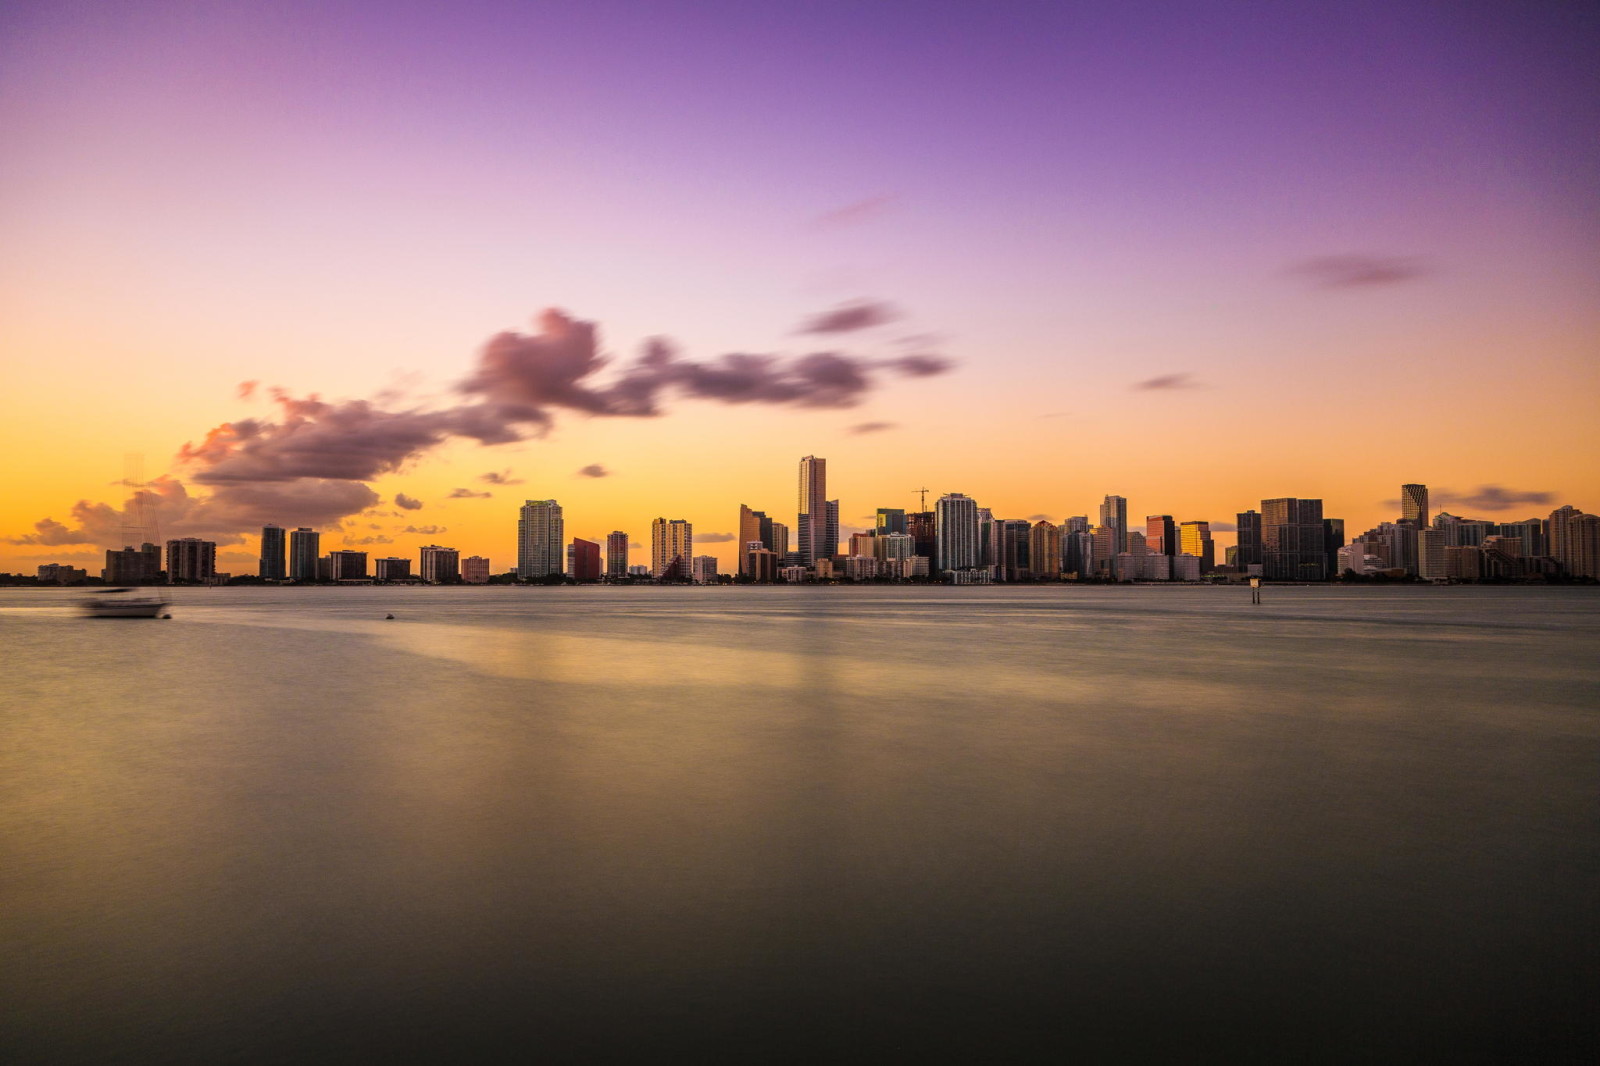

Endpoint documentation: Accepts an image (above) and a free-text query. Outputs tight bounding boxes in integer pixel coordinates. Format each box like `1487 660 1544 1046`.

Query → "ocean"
2 585 1596 1062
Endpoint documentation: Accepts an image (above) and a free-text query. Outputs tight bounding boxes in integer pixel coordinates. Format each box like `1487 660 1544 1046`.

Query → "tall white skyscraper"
935 493 980 571
517 500 564 579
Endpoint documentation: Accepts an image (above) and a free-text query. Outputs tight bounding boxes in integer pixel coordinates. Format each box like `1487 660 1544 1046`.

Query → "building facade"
288 528 320 582
259 525 286 580
651 518 693 580
935 493 980 572
420 545 460 584
517 500 564 579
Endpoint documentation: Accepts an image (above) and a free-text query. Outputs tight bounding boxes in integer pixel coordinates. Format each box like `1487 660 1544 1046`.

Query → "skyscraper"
289 527 320 582
996 518 1032 581
1100 495 1127 554
605 531 630 580
1029 521 1062 580
935 493 980 571
797 455 827 566
462 556 491 583
651 518 692 580
1401 484 1430 527
1262 498 1326 580
1235 510 1263 570
1145 515 1176 556
259 525 286 580
517 500 564 579
420 545 460 583
1178 521 1214 573
567 538 602 582
738 505 765 576
875 508 907 535
325 549 367 581
166 538 217 583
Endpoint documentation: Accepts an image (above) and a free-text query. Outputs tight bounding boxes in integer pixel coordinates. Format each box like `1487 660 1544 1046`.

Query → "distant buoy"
385 613 395 620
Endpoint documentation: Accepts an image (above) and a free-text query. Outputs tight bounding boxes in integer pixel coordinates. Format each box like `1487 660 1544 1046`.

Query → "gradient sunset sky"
4 0 1596 574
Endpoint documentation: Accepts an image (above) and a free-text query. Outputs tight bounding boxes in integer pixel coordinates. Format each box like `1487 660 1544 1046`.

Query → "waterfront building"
1446 545 1485 580
259 525 286 580
166 538 217 584
1323 518 1346 578
691 555 720 585
1171 554 1201 582
37 563 89 584
1417 528 1448 581
1548 506 1600 579
780 565 809 583
1499 518 1545 557
906 510 937 563
517 500 564 579
875 532 915 563
651 518 693 581
605 532 630 580
1099 496 1127 556
1401 483 1430 528
462 556 490 584
935 493 980 572
419 545 460 584
288 528 319 582
843 556 877 581
375 557 411 581
849 531 877 558
326 549 368 581
568 538 602 582
1063 528 1093 578
1262 498 1326 580
1090 525 1119 577
769 521 790 560
995 519 1032 581
1145 515 1176 556
875 508 907 535
797 455 829 566
737 506 775 576
1235 510 1263 570
745 546 779 583
627 564 650 577
1178 521 1214 574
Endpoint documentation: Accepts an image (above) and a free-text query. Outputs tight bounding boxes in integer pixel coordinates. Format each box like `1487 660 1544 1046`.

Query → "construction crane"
914 487 930 512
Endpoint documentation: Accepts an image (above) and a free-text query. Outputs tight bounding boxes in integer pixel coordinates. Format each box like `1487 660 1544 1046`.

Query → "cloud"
5 518 83 546
629 542 643 550
403 525 447 535
1210 521 1238 533
479 470 523 485
577 464 609 478
344 535 394 545
1291 254 1428 288
1413 485 1556 513
847 421 896 435
1027 514 1053 522
237 381 258 401
697 532 737 543
1133 373 1201 391
447 488 492 499
797 300 900 334
394 493 424 510
814 196 893 229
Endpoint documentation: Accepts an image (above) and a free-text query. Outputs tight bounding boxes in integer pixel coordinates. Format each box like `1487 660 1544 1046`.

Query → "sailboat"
82 457 171 619
81 587 169 618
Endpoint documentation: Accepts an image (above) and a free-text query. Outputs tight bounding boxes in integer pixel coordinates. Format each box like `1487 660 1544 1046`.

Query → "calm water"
2 585 1596 1062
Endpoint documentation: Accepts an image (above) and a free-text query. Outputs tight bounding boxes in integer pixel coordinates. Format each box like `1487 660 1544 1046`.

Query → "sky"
3 0 1597 575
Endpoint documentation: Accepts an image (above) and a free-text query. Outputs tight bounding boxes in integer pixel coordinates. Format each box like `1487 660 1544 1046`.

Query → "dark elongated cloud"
848 421 896 435
1388 485 1556 514
403 525 447 535
479 470 523 485
447 488 492 499
797 300 900 334
395 493 423 510
1291 254 1428 288
697 532 736 543
577 464 609 478
345 535 394 545
1134 373 1200 391
1210 521 1238 533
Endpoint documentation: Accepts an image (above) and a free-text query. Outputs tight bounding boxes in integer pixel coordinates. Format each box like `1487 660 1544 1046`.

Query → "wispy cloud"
1133 373 1201 391
447 488 492 499
479 470 523 486
814 195 893 229
796 300 900 335
1291 254 1428 289
345 534 394 545
697 532 736 543
1386 485 1557 514
1210 521 1238 533
847 421 896 435
577 464 609 478
403 525 447 535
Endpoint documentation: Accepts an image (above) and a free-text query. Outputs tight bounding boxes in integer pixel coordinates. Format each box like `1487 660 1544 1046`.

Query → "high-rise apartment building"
737 505 779 576
1235 510 1263 570
326 549 367 581
517 500 564 579
1262 498 1326 580
1145 515 1176 556
1030 521 1062 580
289 528 320 582
259 525 286 580
907 511 937 565
375 557 411 581
166 538 217 584
996 519 1032 581
605 532 630 580
1178 521 1214 573
105 543 162 584
875 508 908 535
1417 528 1448 581
691 556 719 585
567 538 602 582
1100 496 1128 553
1548 506 1600 579
935 493 980 572
462 556 491 584
651 518 693 580
420 545 460 584
797 455 828 566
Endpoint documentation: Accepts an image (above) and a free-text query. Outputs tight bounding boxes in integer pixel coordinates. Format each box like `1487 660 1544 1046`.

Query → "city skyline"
3 3 1596 576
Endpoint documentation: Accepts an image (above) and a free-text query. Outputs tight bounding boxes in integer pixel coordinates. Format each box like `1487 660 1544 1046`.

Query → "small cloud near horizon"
1382 485 1556 514
479 470 524 485
848 421 896 435
1134 373 1201 391
1291 254 1429 289
447 488 492 499
403 525 447 535
814 195 893 229
345 534 394 545
577 464 609 478
797 300 900 335
1210 521 1238 533
697 532 736 543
